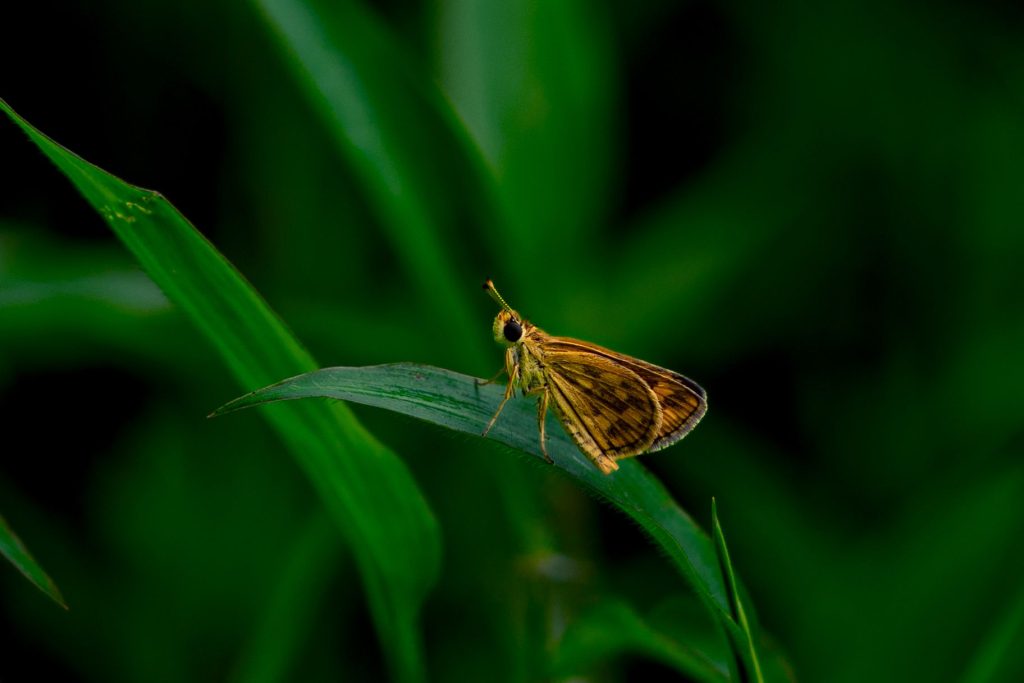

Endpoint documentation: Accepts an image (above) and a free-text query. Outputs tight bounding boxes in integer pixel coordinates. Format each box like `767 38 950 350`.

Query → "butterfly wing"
545 339 706 454
543 349 662 473
613 357 706 451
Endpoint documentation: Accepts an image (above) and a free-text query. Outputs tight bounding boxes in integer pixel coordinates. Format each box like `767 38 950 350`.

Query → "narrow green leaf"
1 99 439 683
713 498 765 683
213 363 742 642
0 514 67 609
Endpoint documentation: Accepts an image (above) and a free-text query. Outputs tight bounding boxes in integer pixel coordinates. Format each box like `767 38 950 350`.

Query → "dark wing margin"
543 351 662 463
626 362 706 452
543 339 707 454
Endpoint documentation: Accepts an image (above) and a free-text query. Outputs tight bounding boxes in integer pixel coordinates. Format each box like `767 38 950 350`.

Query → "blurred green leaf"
0 513 66 609
552 597 728 681
230 511 344 683
0 228 182 380
960 584 1024 683
1 99 439 683
713 498 765 683
253 0 492 368
436 0 616 293
212 363 752 648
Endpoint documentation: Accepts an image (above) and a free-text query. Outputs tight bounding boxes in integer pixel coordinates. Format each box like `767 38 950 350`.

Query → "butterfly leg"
482 381 514 438
477 358 516 438
483 349 520 438
517 385 554 464
476 366 506 387
534 388 554 465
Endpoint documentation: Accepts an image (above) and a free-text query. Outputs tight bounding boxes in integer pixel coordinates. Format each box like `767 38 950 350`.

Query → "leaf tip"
207 403 234 419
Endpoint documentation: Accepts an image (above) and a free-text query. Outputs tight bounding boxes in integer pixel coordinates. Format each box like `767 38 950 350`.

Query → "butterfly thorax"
511 333 549 394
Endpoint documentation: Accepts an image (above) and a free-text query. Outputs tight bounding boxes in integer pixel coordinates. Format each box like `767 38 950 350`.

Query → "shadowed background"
2 0 1024 681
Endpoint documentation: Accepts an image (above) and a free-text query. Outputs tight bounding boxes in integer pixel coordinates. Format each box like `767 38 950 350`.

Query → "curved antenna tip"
483 279 513 312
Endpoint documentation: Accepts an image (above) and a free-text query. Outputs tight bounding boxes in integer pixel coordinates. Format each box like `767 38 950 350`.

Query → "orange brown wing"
543 349 662 473
544 339 706 454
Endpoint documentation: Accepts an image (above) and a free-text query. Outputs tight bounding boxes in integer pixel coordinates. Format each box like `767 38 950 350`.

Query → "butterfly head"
484 279 528 347
493 308 525 346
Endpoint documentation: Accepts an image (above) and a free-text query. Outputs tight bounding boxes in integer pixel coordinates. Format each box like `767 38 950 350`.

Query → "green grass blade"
0 514 67 609
712 498 766 683
1 99 439 683
213 363 742 639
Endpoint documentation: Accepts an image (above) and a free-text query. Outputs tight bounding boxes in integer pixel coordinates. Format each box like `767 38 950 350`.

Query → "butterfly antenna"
483 278 513 313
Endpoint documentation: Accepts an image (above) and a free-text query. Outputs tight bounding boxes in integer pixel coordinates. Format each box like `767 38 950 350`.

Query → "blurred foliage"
0 513 67 609
3 0 1024 681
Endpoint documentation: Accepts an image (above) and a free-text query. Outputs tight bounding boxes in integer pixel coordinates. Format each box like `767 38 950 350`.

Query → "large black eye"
503 320 523 342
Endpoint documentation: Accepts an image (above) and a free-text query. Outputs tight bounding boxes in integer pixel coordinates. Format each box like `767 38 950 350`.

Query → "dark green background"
3 0 1023 681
